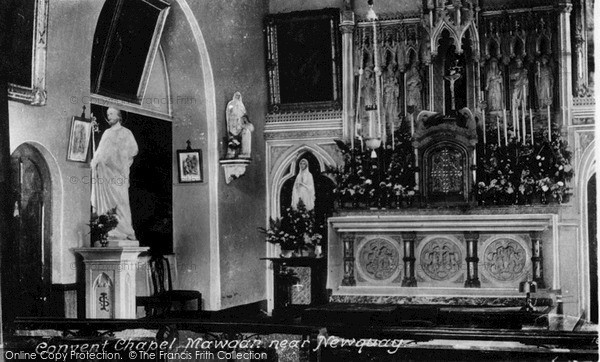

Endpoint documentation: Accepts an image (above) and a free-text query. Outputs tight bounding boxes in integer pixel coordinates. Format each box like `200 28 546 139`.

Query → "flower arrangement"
479 122 573 205
89 207 119 247
259 200 324 256
327 125 416 209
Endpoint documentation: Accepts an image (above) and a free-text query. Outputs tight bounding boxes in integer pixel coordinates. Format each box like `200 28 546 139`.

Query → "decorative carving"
430 147 463 194
358 238 400 281
419 238 462 280
483 238 527 282
427 0 480 60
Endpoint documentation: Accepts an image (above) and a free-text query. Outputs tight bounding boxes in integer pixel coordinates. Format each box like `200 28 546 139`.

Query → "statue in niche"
509 58 529 110
485 58 504 111
535 56 553 108
383 66 400 135
226 92 254 158
291 158 315 211
405 63 422 110
360 63 376 110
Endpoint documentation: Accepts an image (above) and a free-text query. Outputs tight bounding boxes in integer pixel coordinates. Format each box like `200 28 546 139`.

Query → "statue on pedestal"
226 92 254 159
91 107 138 241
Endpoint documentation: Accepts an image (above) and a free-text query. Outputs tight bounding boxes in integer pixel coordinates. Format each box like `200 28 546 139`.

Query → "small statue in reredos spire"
226 92 254 159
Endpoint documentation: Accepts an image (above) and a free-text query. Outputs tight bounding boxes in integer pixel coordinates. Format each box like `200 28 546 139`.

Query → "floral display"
478 122 573 205
259 201 324 256
326 125 416 209
89 207 119 247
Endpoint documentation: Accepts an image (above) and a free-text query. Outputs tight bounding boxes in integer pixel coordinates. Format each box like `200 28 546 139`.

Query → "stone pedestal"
73 246 148 319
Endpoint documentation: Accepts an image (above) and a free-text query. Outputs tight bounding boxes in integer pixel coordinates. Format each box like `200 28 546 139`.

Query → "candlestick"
529 108 534 146
521 101 526 144
514 107 519 142
547 105 551 142
410 112 414 135
503 109 508 146
372 20 381 140
482 115 486 145
496 116 501 145
391 118 395 150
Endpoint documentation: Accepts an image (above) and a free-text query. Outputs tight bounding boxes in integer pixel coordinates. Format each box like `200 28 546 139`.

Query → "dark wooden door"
6 145 51 319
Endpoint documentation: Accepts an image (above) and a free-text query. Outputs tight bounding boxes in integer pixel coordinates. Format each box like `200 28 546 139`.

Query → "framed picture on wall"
66 116 92 162
177 148 203 183
264 8 342 113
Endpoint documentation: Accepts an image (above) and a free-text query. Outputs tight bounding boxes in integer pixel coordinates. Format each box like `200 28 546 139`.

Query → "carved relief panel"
355 236 402 284
480 235 531 287
416 235 465 285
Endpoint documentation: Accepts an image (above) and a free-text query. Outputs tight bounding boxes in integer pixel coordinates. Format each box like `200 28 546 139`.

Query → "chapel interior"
0 0 597 361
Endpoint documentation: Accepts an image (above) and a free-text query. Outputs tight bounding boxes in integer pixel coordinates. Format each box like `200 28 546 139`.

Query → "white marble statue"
405 63 422 110
510 58 529 110
91 107 138 240
536 56 553 108
291 158 315 211
226 92 254 158
485 58 504 111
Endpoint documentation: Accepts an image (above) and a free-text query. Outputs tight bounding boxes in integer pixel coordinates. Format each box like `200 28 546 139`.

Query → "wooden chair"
136 254 202 317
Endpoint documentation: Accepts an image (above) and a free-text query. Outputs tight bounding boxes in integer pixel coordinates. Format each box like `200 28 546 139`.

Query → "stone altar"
327 211 556 305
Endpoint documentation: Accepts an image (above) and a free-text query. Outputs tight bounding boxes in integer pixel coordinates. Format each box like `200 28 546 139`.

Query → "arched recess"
268 144 337 221
10 142 63 282
265 144 337 313
4 142 59 319
577 139 596 322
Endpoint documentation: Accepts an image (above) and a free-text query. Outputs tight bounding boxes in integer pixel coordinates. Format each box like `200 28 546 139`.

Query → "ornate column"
340 10 355 142
464 232 480 288
530 232 546 288
401 232 417 287
557 2 573 127
341 233 356 286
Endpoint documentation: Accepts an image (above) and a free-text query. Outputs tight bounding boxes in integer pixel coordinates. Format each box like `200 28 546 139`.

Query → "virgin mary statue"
291 158 315 211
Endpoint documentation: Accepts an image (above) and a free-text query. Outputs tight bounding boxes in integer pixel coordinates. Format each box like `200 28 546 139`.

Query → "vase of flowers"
259 200 324 258
89 207 119 247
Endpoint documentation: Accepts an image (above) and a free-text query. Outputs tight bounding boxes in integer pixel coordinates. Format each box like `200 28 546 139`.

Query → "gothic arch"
577 139 596 320
11 142 63 282
268 144 336 219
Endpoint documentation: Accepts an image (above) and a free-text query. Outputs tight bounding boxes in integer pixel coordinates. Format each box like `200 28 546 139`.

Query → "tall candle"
410 112 414 135
514 107 519 142
496 116 501 145
547 105 551 142
503 109 508 146
482 115 486 145
372 20 382 139
529 108 534 146
391 118 395 150
521 101 527 144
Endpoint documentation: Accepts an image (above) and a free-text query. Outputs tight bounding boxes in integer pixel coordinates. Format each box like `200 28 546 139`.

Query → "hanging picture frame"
177 145 203 183
66 116 92 163
264 8 342 113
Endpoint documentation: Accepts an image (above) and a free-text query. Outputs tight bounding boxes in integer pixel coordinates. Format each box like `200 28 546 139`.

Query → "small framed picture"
67 116 92 162
177 148 203 183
